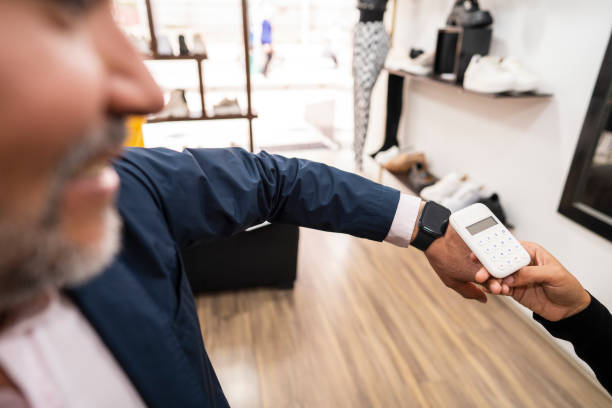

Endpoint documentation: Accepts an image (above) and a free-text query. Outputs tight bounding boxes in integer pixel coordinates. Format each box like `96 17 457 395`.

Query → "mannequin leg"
352 21 390 170
353 80 372 170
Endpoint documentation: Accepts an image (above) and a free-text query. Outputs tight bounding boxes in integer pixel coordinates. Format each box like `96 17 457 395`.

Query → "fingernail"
506 276 514 285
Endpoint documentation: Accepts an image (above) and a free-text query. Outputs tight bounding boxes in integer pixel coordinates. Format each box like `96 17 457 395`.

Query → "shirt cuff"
384 194 422 248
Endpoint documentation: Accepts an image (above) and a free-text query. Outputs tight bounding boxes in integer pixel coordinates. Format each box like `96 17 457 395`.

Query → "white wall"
371 0 612 361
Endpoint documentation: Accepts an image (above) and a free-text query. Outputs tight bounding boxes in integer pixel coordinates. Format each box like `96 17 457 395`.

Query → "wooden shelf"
385 68 553 99
147 113 258 124
143 0 255 150
144 54 208 61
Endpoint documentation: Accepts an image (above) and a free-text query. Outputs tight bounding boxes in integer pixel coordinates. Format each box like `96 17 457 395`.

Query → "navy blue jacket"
67 147 400 407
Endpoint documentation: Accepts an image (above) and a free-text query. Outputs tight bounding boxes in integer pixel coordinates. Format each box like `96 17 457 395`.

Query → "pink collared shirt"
0 292 145 408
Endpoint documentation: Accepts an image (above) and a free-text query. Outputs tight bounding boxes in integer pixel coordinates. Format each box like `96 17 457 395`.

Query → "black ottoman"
181 223 299 294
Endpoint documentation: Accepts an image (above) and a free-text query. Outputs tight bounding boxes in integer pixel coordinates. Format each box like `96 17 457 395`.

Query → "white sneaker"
374 146 400 165
501 57 538 92
463 55 515 94
213 98 241 116
156 34 174 56
441 181 482 212
404 52 434 76
420 173 464 202
386 49 434 76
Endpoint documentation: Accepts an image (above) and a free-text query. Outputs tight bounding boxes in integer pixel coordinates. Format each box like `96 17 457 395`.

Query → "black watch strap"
411 201 451 252
412 228 437 251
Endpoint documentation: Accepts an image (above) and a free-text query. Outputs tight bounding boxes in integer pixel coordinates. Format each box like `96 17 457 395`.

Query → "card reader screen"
467 216 498 235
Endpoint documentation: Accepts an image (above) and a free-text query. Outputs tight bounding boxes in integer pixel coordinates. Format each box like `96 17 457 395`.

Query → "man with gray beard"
0 1 494 406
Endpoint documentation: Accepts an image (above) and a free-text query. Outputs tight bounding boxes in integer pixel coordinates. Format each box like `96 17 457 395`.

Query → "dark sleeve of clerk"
115 147 401 249
534 295 612 394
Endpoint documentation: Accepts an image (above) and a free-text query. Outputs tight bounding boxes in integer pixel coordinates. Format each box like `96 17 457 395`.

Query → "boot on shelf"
178 34 190 56
156 34 174 56
193 34 207 56
157 89 189 119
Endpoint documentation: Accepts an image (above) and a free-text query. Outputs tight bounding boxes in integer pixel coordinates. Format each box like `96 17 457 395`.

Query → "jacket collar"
66 261 206 408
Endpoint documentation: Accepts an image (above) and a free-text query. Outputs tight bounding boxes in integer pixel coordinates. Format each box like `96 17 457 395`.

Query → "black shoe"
478 193 507 225
447 0 493 28
407 163 438 194
178 34 190 56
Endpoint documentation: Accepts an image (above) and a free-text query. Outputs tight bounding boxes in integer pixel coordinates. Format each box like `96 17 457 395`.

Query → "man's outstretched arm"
115 147 488 301
116 147 401 246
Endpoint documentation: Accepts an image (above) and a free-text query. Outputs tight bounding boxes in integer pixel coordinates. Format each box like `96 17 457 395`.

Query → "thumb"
503 266 548 287
474 267 491 283
454 282 488 303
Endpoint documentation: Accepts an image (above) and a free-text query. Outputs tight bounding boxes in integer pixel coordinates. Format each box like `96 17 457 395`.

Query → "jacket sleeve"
114 147 401 248
533 295 612 394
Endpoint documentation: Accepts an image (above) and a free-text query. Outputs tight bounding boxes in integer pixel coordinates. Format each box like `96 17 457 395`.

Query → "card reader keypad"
477 227 530 274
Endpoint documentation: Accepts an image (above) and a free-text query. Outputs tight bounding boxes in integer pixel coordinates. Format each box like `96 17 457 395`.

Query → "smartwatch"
411 201 451 251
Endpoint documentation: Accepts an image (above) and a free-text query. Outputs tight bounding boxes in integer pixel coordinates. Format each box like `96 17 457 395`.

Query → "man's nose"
93 7 164 115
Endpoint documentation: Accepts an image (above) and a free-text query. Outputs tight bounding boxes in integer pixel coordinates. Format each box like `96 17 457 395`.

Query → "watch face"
421 202 451 237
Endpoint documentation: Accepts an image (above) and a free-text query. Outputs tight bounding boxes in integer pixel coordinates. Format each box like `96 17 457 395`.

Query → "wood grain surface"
196 228 611 408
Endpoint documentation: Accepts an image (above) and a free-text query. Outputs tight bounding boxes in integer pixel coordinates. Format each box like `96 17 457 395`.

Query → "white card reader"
449 203 531 279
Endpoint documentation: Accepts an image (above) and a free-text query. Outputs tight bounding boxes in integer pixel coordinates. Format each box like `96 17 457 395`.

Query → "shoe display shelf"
143 0 257 151
385 67 552 99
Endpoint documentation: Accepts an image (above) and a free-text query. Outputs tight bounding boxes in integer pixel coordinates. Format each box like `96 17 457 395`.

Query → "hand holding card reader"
449 203 531 278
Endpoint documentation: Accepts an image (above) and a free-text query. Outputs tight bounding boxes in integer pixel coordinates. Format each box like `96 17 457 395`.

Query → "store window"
112 0 357 152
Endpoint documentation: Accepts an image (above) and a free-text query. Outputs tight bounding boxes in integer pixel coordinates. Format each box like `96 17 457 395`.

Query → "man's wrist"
410 201 451 251
410 201 426 244
384 195 422 248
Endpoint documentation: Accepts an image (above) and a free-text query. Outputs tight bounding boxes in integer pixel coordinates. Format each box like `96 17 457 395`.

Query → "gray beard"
0 207 121 314
0 117 125 315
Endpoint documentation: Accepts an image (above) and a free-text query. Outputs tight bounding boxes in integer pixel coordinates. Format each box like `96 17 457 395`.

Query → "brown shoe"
407 162 438 193
383 152 426 174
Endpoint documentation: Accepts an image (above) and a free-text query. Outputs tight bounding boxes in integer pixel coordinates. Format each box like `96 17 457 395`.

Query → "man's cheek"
19 53 105 144
0 164 53 225
2 14 106 136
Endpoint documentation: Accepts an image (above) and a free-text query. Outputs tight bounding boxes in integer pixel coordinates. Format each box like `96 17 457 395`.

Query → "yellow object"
124 116 146 147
